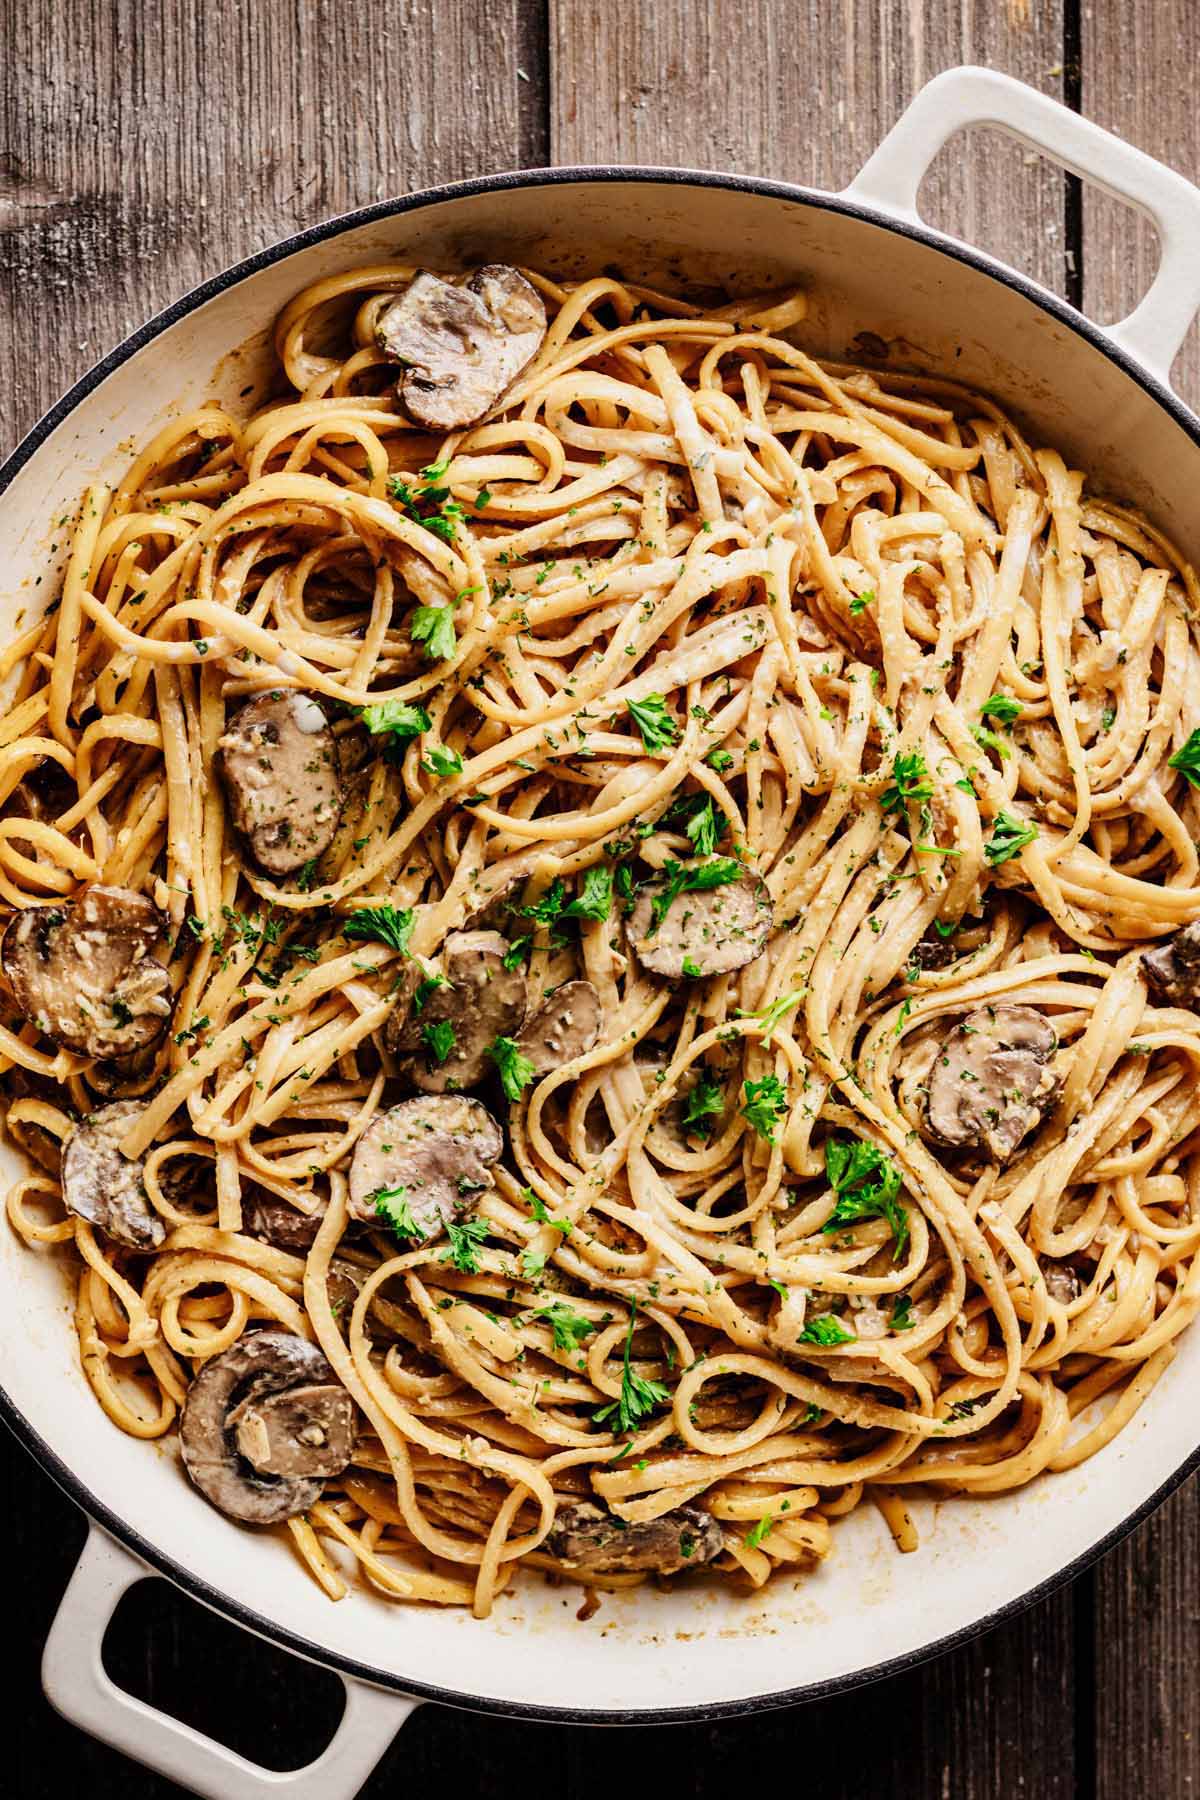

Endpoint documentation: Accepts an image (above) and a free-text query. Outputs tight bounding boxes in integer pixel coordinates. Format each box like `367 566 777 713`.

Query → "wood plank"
1081 11 1200 1794
550 5 1080 1796
1087 1481 1200 1797
549 0 1071 294
0 0 548 452
1081 0 1200 405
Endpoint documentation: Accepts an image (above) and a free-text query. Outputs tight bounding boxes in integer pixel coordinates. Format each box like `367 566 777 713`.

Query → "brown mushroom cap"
61 1099 165 1250
628 874 773 979
179 1328 354 1524
925 1003 1060 1163
229 1383 353 1480
546 1500 724 1575
241 1188 327 1250
376 266 547 431
515 980 602 1075
2 885 171 1057
389 929 527 1091
347 1094 503 1237
1142 919 1200 1003
217 691 342 877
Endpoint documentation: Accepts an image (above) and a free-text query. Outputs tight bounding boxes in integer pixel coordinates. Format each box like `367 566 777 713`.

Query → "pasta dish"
4 258 1199 1618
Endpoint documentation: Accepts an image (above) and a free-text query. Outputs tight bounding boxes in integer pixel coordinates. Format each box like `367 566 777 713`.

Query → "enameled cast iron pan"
4 66 1200 1799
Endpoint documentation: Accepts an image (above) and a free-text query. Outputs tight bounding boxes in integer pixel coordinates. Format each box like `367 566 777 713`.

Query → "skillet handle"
844 64 1200 389
42 1525 418 1800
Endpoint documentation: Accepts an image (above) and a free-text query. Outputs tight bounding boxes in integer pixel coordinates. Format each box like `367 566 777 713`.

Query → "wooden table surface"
3 0 1200 1793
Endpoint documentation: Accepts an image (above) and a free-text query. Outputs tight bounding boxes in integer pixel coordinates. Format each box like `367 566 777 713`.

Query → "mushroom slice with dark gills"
546 1501 724 1576
515 980 602 1075
376 265 547 431
386 930 527 1092
925 1003 1061 1164
242 1188 326 1251
61 1100 165 1250
627 869 773 979
180 1329 354 1524
347 1094 503 1239
2 885 171 1057
1142 918 1200 1004
217 691 342 877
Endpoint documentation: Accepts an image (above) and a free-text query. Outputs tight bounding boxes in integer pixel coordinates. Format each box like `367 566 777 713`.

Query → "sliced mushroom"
925 1003 1060 1163
1042 1259 1082 1305
387 930 527 1091
910 929 958 972
229 1385 352 1480
515 980 602 1075
179 1328 354 1524
2 885 171 1057
3 757 77 842
461 869 525 932
347 1094 503 1236
546 1501 724 1576
61 1099 165 1250
242 1188 326 1250
1142 919 1200 1003
376 266 547 430
217 691 343 876
628 874 773 979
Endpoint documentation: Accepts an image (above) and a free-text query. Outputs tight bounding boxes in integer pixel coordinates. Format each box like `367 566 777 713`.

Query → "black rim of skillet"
4 163 1200 1728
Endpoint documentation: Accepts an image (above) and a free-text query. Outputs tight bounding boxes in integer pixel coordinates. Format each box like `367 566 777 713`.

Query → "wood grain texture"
3 0 1200 1794
0 0 548 448
1080 0 1200 404
1081 13 1200 1796
549 0 1071 292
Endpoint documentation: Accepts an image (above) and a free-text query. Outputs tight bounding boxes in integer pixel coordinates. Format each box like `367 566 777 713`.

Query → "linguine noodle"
5 261 1200 1618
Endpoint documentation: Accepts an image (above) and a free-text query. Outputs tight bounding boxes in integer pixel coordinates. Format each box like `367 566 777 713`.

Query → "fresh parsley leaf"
442 1216 489 1273
891 1294 915 1331
563 865 612 923
822 1134 909 1260
537 1301 597 1352
681 955 703 977
971 722 1012 762
1169 728 1200 789
411 604 457 662
626 693 679 754
592 1301 671 1434
343 905 415 954
520 1248 547 1282
880 750 932 815
1100 705 1116 733
412 974 448 1014
980 694 1023 723
685 796 723 855
683 1071 725 1137
517 880 566 926
489 1034 537 1101
705 747 735 773
421 742 462 778
421 1018 456 1066
741 988 803 1043
374 1185 425 1242
798 1313 854 1346
849 589 875 615
985 811 1038 865
741 1073 787 1143
745 1515 774 1549
646 856 743 935
389 464 465 544
502 935 532 970
359 698 431 742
